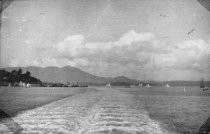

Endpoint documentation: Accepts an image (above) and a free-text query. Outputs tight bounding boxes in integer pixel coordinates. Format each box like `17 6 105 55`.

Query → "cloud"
55 35 85 57
6 30 210 80
168 39 210 70
118 30 155 45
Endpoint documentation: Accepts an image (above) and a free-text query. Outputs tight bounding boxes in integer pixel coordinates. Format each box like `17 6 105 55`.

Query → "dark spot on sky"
160 14 168 17
0 0 15 13
197 0 210 12
187 29 195 35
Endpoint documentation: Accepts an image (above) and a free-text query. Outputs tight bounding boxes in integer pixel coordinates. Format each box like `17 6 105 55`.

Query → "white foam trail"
1 88 173 134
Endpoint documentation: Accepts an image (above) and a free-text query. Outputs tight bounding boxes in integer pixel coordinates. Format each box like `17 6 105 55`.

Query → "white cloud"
10 59 18 67
25 40 31 44
169 39 210 70
6 30 210 80
56 35 85 57
118 30 154 45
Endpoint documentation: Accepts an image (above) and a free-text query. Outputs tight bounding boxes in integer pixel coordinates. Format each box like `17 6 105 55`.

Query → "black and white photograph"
0 0 210 133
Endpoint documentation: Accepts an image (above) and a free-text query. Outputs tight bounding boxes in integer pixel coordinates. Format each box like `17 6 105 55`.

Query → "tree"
25 71 31 80
23 71 31 83
17 69 23 82
17 68 22 75
25 71 31 77
11 69 18 76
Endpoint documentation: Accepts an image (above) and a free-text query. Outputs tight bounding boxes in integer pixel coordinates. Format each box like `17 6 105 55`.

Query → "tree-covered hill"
0 69 41 86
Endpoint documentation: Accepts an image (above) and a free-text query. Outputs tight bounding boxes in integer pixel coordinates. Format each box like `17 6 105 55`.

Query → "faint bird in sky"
187 29 195 35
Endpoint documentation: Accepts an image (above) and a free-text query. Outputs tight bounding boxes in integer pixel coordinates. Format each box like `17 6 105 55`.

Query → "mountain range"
1 66 209 86
1 66 139 85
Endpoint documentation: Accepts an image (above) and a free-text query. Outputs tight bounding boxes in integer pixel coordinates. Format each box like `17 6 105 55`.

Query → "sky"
1 0 210 81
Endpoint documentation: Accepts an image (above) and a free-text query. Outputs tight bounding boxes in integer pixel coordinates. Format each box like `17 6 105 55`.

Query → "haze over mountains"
2 66 209 86
2 66 139 85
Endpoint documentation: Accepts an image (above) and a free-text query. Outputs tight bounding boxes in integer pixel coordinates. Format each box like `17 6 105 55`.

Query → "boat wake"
1 88 171 134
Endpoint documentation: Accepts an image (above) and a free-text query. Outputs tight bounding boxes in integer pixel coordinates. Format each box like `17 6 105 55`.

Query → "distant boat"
26 83 31 88
67 82 86 87
71 82 80 87
200 78 205 89
165 84 170 87
200 78 209 91
106 83 111 87
146 84 151 88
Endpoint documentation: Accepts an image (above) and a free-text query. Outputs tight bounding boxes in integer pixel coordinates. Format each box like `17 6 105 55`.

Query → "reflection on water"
1 88 172 134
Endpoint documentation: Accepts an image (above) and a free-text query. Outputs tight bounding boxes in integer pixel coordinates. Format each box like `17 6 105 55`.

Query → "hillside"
2 66 140 85
110 76 139 85
2 66 111 84
2 66 207 86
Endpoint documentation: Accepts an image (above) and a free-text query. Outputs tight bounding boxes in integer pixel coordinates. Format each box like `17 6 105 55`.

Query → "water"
0 88 173 134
